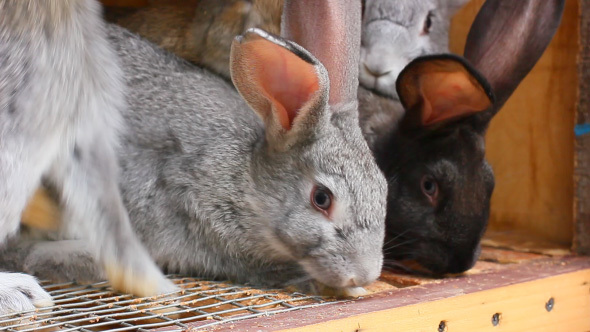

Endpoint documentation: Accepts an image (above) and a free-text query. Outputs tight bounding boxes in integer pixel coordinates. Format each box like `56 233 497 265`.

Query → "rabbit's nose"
363 62 392 78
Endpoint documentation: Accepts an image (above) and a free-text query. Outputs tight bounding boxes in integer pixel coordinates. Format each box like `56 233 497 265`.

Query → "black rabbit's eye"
311 185 333 215
422 11 433 34
421 175 438 200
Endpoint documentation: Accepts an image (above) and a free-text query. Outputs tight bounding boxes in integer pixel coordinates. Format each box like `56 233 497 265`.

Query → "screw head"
491 313 501 326
545 297 555 312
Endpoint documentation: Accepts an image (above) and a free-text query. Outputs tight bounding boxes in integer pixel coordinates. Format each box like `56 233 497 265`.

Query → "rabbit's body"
110 22 385 288
0 0 175 315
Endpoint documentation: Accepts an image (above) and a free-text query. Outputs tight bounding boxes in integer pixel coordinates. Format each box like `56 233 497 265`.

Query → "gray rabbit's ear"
230 28 328 146
396 54 494 131
464 0 565 114
282 0 361 107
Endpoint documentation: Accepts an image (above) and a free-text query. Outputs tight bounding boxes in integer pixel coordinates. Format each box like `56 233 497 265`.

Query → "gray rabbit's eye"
422 11 434 35
420 175 438 205
311 185 333 216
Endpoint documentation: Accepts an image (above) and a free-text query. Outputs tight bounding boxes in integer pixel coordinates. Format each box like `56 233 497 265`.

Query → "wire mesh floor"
0 276 335 331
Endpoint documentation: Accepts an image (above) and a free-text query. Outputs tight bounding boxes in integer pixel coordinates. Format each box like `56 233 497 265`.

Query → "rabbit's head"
359 0 469 99
230 0 387 289
375 0 565 275
377 55 494 274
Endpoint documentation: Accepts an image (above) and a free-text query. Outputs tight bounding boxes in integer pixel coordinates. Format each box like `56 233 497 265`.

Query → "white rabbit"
0 0 176 316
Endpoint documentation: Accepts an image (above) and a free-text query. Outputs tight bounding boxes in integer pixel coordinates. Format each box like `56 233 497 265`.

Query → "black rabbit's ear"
396 54 494 132
464 0 565 113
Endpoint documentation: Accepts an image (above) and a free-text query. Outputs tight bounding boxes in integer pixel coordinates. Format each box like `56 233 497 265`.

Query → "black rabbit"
374 0 565 275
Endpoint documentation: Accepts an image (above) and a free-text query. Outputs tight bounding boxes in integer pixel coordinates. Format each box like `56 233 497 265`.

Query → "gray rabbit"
375 0 565 274
359 0 470 100
5 0 388 295
0 0 176 316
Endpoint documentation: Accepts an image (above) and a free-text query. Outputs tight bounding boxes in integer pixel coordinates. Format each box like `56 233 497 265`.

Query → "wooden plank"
481 230 570 256
276 271 589 332
574 0 590 254
178 256 590 331
450 0 578 246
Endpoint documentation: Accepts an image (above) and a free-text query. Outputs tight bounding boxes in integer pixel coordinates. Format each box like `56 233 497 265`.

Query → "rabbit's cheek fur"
298 241 383 288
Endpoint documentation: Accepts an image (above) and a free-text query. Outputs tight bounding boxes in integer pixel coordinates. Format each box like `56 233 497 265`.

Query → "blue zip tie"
575 123 590 136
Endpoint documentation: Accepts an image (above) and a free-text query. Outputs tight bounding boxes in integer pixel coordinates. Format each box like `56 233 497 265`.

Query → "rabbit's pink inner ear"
234 38 320 130
398 59 492 127
419 70 492 126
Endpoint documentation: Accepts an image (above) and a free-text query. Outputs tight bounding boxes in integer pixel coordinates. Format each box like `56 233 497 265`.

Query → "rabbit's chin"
288 280 368 298
358 73 399 100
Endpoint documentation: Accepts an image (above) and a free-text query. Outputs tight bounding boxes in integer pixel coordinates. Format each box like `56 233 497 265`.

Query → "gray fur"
359 0 470 99
0 0 175 315
107 21 386 288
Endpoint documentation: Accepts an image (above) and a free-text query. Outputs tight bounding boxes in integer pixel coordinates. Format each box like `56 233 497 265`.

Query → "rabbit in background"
358 0 472 146
105 0 282 79
359 0 471 100
0 0 177 316
10 0 388 295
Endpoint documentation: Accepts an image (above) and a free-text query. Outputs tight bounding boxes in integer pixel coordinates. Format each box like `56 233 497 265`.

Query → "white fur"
0 0 176 313
0 272 53 316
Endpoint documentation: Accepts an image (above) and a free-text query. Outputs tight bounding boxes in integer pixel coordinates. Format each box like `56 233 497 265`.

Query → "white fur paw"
104 263 179 298
0 272 53 316
338 286 368 298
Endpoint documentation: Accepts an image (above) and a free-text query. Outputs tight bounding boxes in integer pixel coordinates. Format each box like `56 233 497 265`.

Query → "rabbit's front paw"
104 261 178 298
293 280 368 298
0 272 53 316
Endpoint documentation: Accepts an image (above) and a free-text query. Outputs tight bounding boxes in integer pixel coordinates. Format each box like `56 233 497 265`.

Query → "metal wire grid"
0 276 336 331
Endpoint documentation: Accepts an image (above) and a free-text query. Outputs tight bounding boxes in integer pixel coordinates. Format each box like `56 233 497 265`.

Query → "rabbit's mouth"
383 238 481 277
382 259 436 277
297 253 382 290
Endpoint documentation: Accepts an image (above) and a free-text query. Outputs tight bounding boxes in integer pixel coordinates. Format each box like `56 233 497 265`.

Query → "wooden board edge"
188 256 590 331
270 268 590 332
